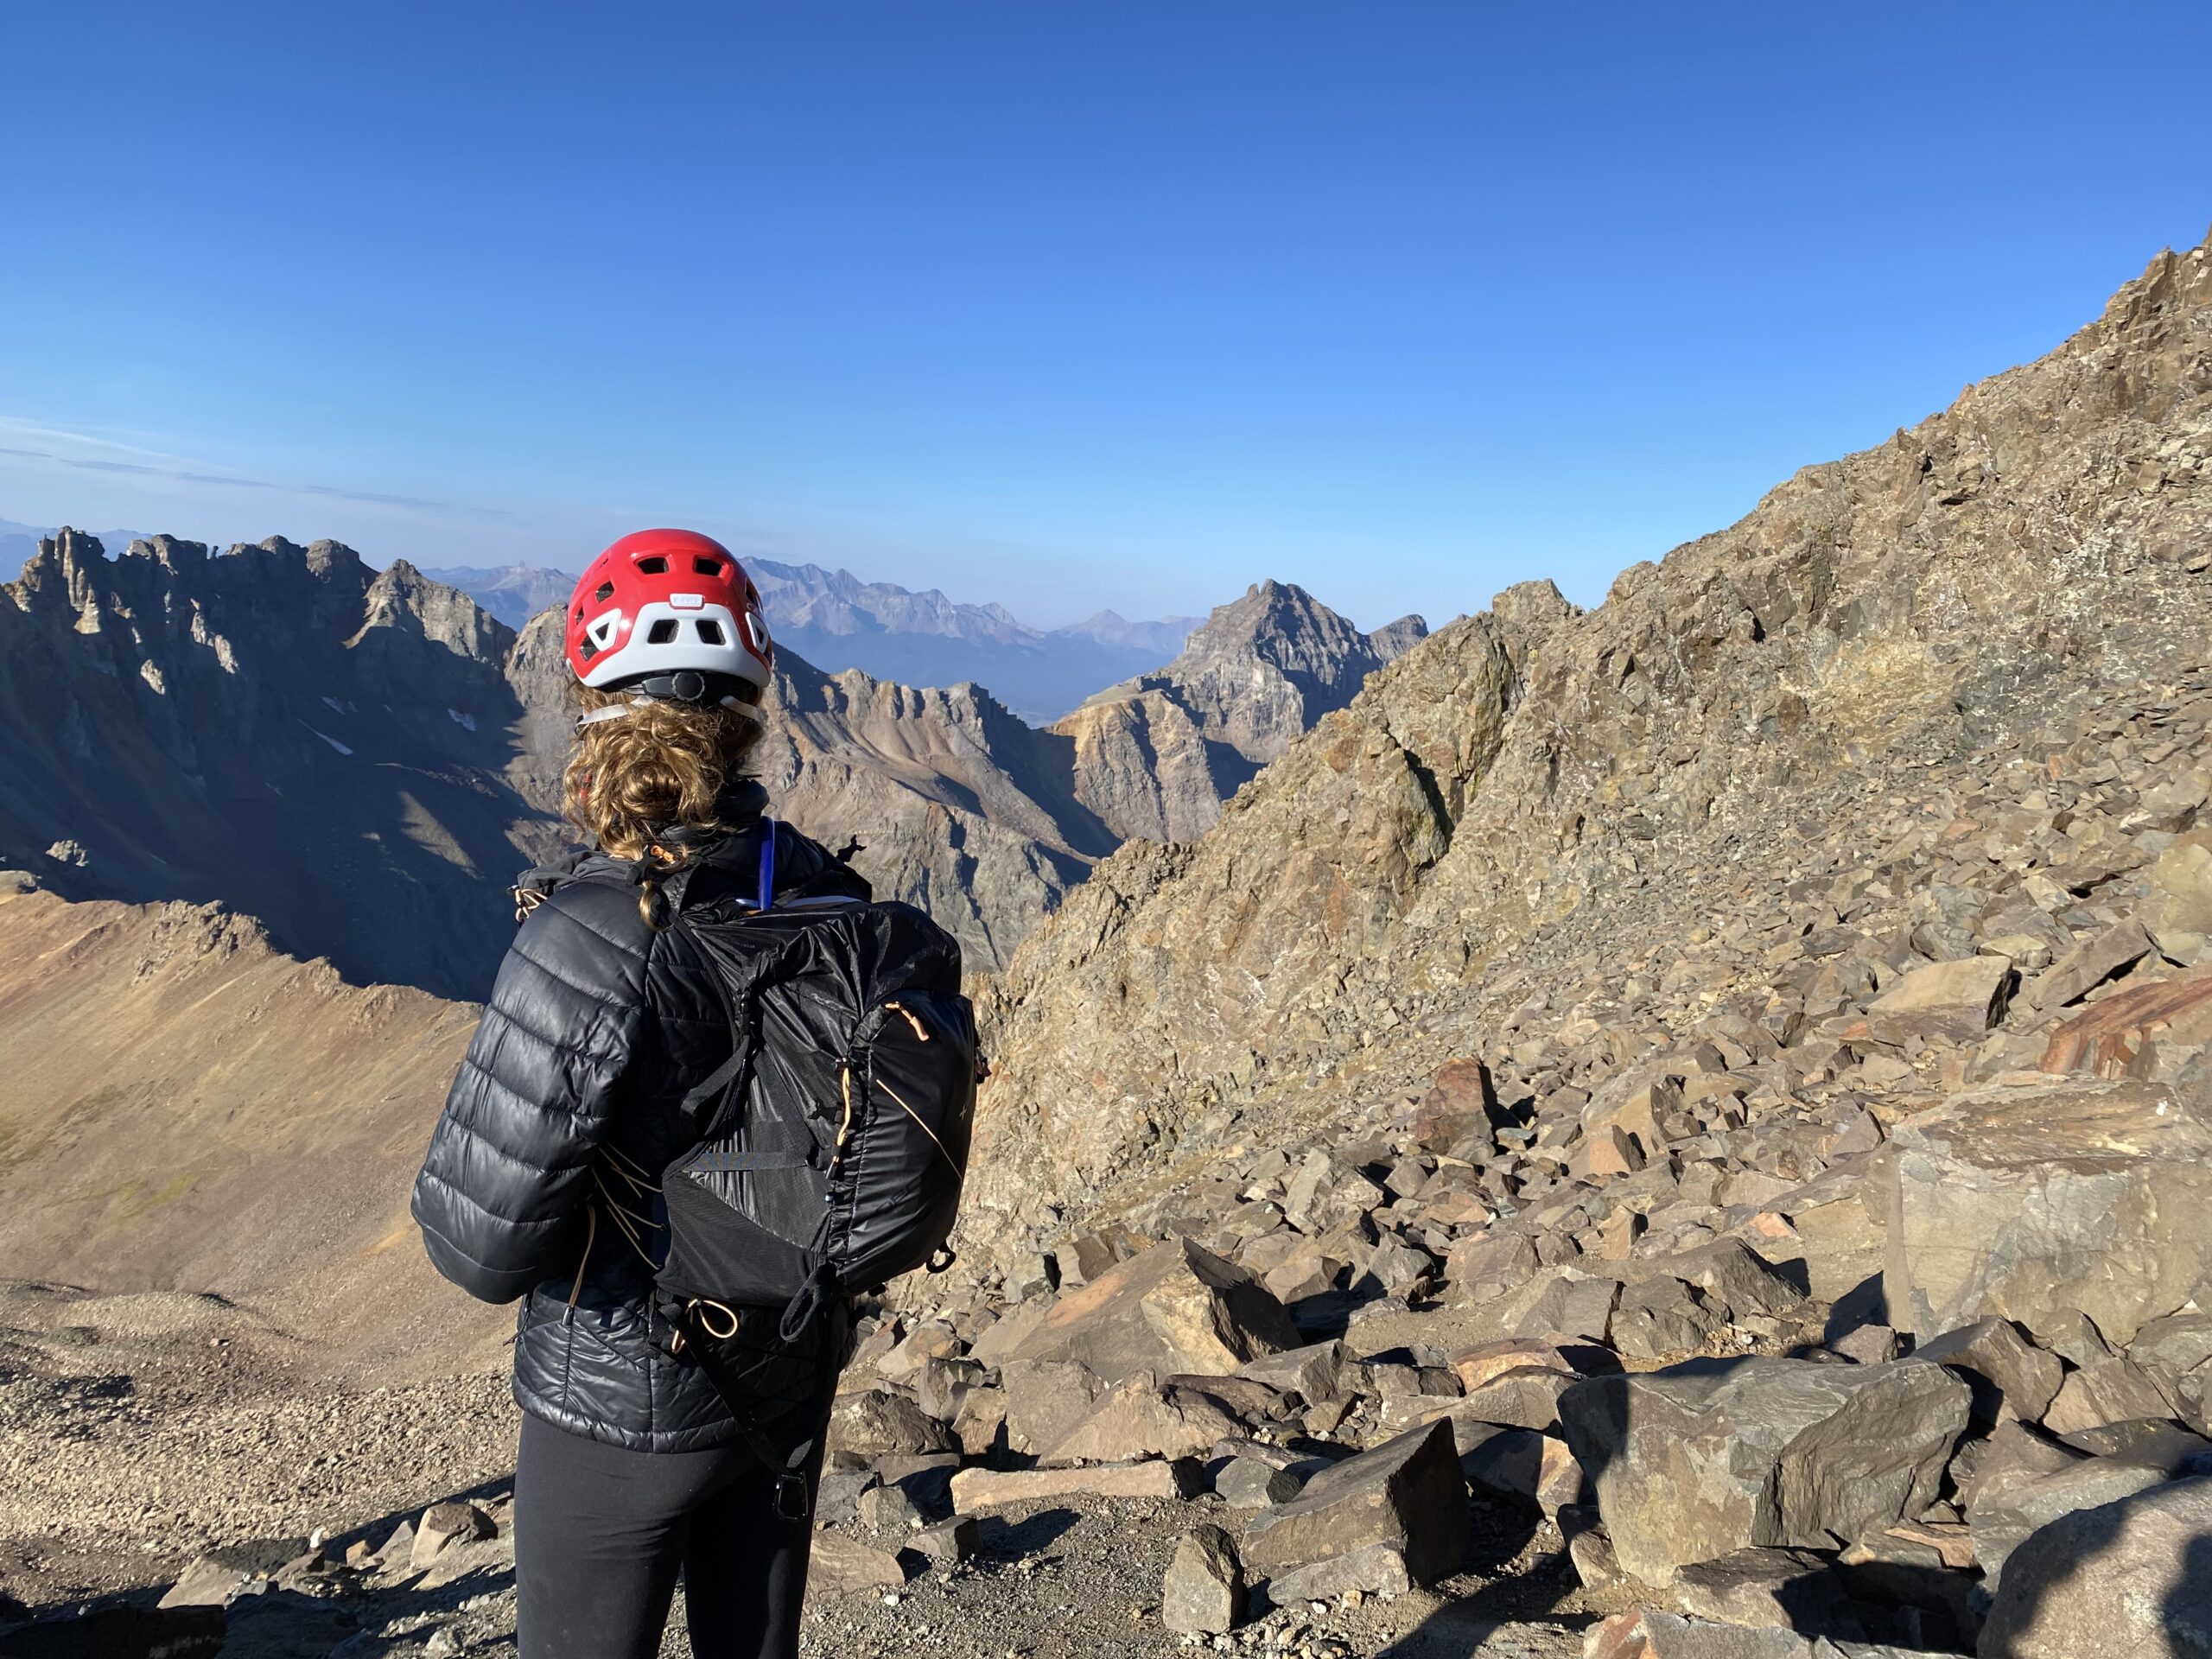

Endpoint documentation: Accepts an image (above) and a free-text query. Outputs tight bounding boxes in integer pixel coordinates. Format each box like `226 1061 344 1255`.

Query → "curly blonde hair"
563 684 764 865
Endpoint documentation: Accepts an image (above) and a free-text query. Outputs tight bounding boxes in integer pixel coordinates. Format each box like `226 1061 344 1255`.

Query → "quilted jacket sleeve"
411 882 654 1304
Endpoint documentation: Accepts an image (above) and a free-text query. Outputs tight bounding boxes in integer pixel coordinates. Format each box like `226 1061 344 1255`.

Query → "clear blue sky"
2 5 2205 630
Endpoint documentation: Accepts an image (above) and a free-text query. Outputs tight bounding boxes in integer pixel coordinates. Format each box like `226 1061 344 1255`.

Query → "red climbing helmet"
564 529 773 719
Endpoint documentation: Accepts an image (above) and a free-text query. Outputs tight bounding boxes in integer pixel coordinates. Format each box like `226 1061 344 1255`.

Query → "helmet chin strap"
576 693 765 729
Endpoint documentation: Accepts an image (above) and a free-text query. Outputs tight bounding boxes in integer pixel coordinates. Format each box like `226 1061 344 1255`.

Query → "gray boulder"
2044 1356 2180 1434
1217 1455 1304 1508
1910 1318 2064 1425
1866 955 2012 1045
1161 1524 1245 1636
1885 1079 2212 1344
1559 1357 1970 1585
1669 1546 1865 1638
806 1532 913 1595
1236 1338 1353 1406
1969 1456 2172 1589
1000 1357 1104 1455
1241 1419 1467 1586
825 1389 957 1459
1039 1370 1248 1465
1979 1475 2212 1657
2129 1311 2212 1435
1264 1544 1411 1604
1005 1237 1300 1382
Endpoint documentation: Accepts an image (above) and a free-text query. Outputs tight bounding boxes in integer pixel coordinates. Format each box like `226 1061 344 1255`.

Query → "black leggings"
512 1414 818 1659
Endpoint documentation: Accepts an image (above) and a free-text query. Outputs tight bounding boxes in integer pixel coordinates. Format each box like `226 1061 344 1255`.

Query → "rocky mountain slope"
0 534 554 997
964 235 2211 1274
0 884 497 1383
1057 582 1428 840
495 608 1125 970
3 530 1108 986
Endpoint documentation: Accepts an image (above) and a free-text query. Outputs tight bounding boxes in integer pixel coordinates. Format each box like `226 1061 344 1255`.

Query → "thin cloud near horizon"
0 423 457 514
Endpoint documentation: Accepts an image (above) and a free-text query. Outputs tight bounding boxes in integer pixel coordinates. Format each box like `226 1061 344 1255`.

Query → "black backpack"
523 823 980 1514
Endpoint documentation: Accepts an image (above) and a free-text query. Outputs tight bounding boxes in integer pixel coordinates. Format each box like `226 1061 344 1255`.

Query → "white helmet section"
574 594 771 693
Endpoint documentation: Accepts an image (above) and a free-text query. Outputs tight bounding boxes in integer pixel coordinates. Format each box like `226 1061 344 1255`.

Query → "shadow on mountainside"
1 532 565 999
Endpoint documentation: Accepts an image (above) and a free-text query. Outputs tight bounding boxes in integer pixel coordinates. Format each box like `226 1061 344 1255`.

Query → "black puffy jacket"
410 785 871 1452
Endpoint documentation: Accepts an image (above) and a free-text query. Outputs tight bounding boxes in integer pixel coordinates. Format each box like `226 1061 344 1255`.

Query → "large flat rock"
1866 955 2012 1046
1004 1236 1300 1382
1883 1078 2212 1344
1039 1371 1248 1465
949 1458 1204 1512
1558 1357 1969 1585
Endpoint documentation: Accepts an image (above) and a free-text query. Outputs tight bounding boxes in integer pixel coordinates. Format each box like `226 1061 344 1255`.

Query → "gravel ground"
232 1497 1590 1659
1 1281 518 1611
2 1280 1592 1657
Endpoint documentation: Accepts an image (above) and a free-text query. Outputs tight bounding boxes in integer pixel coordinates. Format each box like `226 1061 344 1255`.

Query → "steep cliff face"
962 234 2212 1266
1050 690 1230 844
1060 582 1430 841
0 535 553 997
753 654 1122 970
968 611 1526 1242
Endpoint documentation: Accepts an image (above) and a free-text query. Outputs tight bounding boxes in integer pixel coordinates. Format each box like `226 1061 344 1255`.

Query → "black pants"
512 1414 817 1659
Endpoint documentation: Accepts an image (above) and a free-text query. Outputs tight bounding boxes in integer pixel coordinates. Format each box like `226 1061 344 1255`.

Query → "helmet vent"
645 619 678 645
695 619 726 645
577 636 600 663
636 556 668 575
593 581 614 603
694 556 722 575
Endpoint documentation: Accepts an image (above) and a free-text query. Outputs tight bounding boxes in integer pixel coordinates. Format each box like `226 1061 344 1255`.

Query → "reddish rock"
1410 1057 1497 1149
2039 967 2212 1075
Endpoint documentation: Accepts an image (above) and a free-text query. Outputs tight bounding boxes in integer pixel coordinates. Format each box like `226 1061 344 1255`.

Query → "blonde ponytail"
563 686 764 925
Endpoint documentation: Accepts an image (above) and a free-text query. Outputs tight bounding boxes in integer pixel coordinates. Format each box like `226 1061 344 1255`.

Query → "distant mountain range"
2 530 1402 988
16 540 1205 724
419 556 1202 723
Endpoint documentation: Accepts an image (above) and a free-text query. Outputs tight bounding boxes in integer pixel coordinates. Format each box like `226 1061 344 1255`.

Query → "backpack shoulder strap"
755 817 777 912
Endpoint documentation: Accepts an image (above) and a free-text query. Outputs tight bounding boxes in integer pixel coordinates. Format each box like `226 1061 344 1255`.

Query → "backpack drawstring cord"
592 1147 665 1270
568 1144 668 1322
875 1077 961 1176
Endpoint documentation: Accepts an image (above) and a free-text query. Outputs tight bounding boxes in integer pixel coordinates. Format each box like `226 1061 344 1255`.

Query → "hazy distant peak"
1370 613 1431 662
1059 609 1203 655
415 562 577 629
